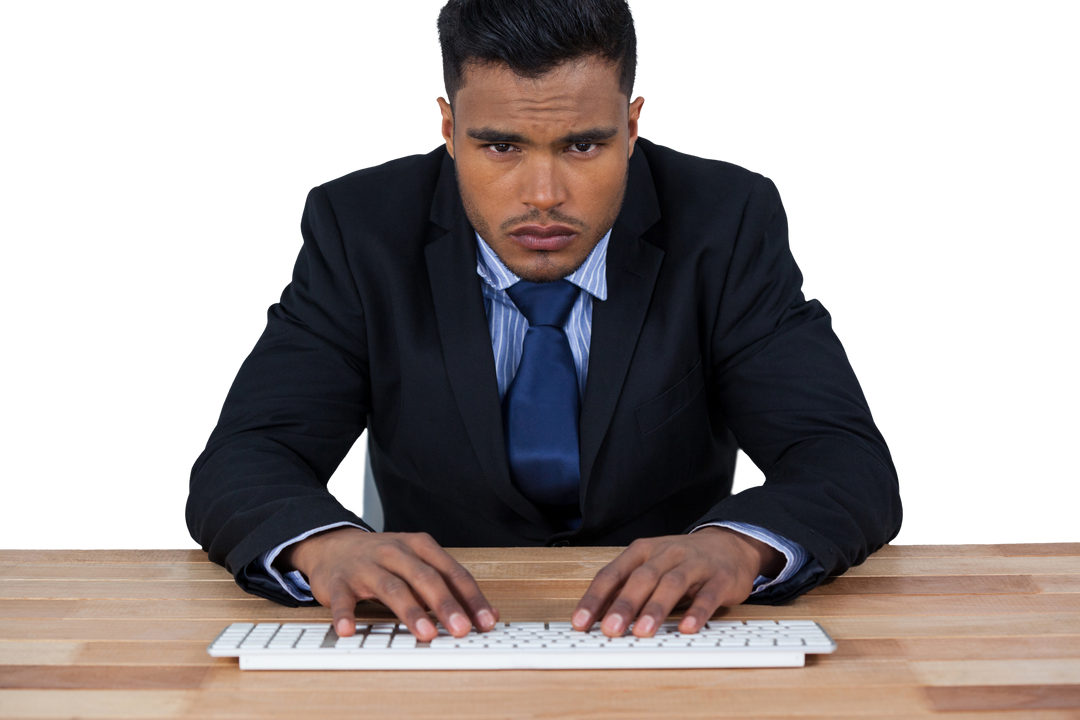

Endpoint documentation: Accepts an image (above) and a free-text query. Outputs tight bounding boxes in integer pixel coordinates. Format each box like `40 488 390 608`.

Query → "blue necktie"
503 280 581 515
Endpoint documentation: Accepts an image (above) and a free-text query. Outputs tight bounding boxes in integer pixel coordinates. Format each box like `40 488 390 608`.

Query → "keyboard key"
334 636 363 649
362 634 392 649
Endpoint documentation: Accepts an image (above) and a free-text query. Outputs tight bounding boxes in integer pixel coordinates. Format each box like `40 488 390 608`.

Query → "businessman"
188 0 901 644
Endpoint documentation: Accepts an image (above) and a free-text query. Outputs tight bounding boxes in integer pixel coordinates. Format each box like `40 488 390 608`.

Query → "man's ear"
630 92 643 158
432 94 453 159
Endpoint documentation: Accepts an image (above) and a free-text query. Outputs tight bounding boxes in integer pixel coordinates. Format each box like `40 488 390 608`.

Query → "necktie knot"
505 280 578 328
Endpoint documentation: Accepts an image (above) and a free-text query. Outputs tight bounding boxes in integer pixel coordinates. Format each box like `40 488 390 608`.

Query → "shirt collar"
475 229 610 301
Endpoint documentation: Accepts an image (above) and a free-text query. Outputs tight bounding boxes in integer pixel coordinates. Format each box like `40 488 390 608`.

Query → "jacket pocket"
635 358 706 436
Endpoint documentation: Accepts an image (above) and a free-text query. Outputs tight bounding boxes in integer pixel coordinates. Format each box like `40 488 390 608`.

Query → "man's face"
439 56 644 283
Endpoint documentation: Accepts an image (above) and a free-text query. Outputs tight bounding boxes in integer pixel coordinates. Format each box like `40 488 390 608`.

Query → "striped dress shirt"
258 231 808 601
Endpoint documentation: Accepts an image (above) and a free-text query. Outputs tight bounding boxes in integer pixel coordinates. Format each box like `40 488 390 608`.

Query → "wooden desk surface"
1 544 1078 719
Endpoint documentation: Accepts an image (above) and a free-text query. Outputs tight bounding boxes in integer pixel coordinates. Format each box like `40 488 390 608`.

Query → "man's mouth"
508 224 578 252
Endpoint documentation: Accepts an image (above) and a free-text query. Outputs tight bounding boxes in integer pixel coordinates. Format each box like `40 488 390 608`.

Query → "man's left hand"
571 527 785 638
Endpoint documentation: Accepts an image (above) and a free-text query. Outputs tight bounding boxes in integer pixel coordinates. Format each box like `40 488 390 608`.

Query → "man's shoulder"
313 146 449 224
630 134 777 197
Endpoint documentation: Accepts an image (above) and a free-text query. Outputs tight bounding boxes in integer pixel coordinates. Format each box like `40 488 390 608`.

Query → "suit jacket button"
551 540 571 548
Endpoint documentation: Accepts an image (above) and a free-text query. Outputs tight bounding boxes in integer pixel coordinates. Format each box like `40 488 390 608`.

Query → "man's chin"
516 267 570 284
501 255 561 284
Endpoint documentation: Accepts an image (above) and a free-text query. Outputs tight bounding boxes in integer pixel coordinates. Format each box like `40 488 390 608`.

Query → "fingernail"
449 612 470 635
477 609 495 629
336 619 352 636
602 613 623 635
572 609 591 628
681 616 698 632
416 617 436 637
636 616 655 635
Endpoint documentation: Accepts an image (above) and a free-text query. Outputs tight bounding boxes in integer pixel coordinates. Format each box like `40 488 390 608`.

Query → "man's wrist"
277 540 306 576
744 532 786 579
279 526 370 577
694 526 785 579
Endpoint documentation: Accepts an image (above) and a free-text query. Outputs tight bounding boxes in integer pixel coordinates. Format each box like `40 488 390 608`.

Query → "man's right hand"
278 527 499 642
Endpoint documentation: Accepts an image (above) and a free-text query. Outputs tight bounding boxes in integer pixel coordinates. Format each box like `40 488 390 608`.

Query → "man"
188 0 901 645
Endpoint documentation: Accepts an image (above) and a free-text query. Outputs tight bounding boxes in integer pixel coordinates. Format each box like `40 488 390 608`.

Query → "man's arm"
187 185 374 599
573 176 899 636
700 175 901 589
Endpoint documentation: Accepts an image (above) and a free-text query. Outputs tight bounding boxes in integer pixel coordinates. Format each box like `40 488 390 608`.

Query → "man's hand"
278 527 499 642
571 527 785 638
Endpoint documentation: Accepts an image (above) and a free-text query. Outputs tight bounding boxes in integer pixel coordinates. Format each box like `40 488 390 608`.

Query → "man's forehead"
454 56 627 133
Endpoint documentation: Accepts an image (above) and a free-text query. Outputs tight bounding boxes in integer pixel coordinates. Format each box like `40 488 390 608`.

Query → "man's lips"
510 233 575 252
510 224 577 237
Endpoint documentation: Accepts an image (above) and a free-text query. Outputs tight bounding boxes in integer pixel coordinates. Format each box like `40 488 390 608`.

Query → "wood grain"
0 546 1078 720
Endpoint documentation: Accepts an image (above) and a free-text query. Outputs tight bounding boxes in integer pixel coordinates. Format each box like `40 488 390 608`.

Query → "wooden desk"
1 544 1078 718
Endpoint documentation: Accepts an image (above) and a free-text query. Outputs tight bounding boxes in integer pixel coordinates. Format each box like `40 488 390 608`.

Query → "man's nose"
519 155 567 212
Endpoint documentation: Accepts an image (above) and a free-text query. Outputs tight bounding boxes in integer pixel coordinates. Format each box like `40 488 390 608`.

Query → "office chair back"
358 431 384 533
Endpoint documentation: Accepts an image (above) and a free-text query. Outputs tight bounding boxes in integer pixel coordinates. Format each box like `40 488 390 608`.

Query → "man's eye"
486 143 604 155
571 143 599 153
488 144 514 153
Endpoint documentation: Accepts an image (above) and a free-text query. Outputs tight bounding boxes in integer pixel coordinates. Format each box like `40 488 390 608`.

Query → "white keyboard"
208 620 836 670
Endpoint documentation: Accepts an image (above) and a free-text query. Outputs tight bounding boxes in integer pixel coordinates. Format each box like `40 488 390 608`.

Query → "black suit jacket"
188 138 901 606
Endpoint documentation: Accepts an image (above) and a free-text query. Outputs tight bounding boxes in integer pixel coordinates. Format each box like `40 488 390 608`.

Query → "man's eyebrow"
464 126 621 145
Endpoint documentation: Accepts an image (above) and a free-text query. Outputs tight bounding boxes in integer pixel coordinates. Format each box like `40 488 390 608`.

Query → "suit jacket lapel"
579 148 664 501
426 151 549 526
425 147 663 524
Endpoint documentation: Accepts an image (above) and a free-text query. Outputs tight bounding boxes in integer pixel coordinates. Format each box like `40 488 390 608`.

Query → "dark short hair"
437 0 636 105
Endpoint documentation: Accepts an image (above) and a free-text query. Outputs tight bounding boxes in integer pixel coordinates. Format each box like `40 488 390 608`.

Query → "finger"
380 548 474 638
324 574 425 634
678 578 732 634
326 565 432 639
365 567 439 641
600 560 687 638
572 542 650 632
633 570 702 637
327 579 360 638
409 534 500 632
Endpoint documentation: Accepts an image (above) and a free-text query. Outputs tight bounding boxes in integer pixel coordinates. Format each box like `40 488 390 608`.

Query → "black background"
21 4 1067 546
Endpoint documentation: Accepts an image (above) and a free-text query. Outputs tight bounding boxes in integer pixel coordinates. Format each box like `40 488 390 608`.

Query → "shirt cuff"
258 521 371 602
690 521 809 596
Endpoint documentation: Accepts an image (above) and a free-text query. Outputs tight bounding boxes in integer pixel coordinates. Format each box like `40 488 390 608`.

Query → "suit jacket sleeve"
187 185 374 605
692 176 902 603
